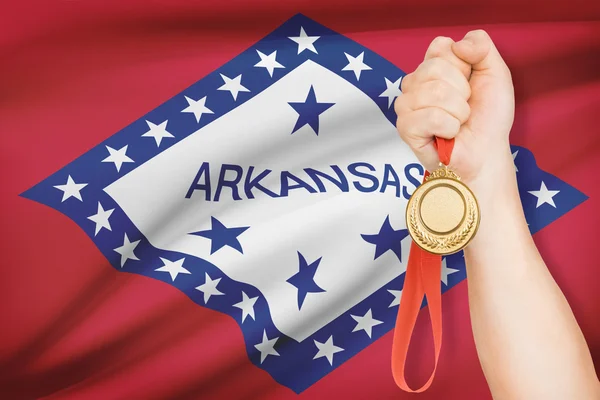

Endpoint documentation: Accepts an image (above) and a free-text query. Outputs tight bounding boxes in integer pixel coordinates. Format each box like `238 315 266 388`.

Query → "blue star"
288 85 335 135
287 252 326 309
361 216 409 262
190 216 249 254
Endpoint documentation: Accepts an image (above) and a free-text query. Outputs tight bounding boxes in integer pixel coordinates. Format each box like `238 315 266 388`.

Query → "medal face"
406 167 480 255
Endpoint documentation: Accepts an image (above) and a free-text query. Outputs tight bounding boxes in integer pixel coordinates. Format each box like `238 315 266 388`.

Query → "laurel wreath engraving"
409 192 476 252
425 166 461 182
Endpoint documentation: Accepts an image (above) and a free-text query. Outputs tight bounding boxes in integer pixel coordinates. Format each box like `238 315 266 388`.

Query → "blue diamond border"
21 13 588 393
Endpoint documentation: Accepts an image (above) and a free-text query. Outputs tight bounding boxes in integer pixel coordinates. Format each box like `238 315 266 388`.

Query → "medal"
406 163 480 255
394 139 478 392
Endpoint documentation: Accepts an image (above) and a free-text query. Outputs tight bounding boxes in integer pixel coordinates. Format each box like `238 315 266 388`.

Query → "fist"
395 30 515 186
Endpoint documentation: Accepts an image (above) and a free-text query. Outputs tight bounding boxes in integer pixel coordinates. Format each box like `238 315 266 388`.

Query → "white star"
195 272 224 303
142 120 174 147
528 181 560 208
113 233 140 268
512 150 519 172
313 335 344 366
288 27 320 54
53 175 88 202
233 291 258 322
217 74 249 101
254 50 285 77
351 309 383 338
441 258 459 286
254 330 280 364
388 289 402 308
155 257 190 282
87 201 114 236
379 77 402 108
181 96 214 123
102 145 134 172
342 52 372 80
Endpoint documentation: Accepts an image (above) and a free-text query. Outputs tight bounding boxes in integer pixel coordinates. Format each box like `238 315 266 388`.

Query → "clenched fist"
394 30 515 191
397 31 600 400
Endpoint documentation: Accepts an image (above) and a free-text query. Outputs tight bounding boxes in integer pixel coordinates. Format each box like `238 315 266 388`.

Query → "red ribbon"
391 137 454 392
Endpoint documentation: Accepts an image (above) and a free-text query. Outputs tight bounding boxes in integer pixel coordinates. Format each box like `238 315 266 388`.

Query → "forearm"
464 145 600 399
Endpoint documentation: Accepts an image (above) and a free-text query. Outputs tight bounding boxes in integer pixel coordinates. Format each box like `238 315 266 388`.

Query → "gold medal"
406 164 480 255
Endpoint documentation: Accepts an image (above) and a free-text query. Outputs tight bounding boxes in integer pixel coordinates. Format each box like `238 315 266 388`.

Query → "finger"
393 92 412 118
401 57 471 100
407 80 471 124
409 140 440 174
395 120 440 172
424 36 472 80
395 105 462 173
396 107 461 144
451 30 511 78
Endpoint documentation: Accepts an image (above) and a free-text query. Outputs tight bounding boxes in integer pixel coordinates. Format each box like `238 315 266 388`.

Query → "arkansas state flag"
1 1 599 399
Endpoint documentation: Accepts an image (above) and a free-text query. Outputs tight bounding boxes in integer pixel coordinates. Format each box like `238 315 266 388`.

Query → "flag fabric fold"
1 2 598 399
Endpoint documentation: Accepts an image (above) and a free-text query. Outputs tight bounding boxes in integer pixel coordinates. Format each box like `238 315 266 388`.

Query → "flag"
1 2 599 399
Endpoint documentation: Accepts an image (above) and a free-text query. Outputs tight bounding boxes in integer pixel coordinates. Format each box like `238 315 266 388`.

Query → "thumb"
452 30 510 78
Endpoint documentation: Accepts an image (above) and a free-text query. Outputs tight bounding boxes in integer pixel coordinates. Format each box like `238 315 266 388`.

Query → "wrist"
465 141 517 208
463 143 531 256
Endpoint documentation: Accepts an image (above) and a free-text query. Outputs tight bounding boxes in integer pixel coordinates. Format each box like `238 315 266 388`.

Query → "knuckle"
395 116 411 140
462 78 472 99
424 57 443 79
448 115 461 134
458 100 471 123
429 108 458 134
474 29 491 39
397 113 423 143
430 79 449 102
428 36 453 56
393 95 404 114
424 57 452 82
429 108 446 130
466 29 491 44
400 72 412 92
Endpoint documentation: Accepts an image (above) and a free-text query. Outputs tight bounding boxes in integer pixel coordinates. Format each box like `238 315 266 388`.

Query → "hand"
394 30 515 192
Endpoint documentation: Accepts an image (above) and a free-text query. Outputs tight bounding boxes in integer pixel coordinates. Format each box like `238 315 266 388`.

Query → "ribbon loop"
391 137 453 392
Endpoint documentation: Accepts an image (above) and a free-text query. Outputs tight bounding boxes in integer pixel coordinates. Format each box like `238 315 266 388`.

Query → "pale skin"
395 30 600 399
